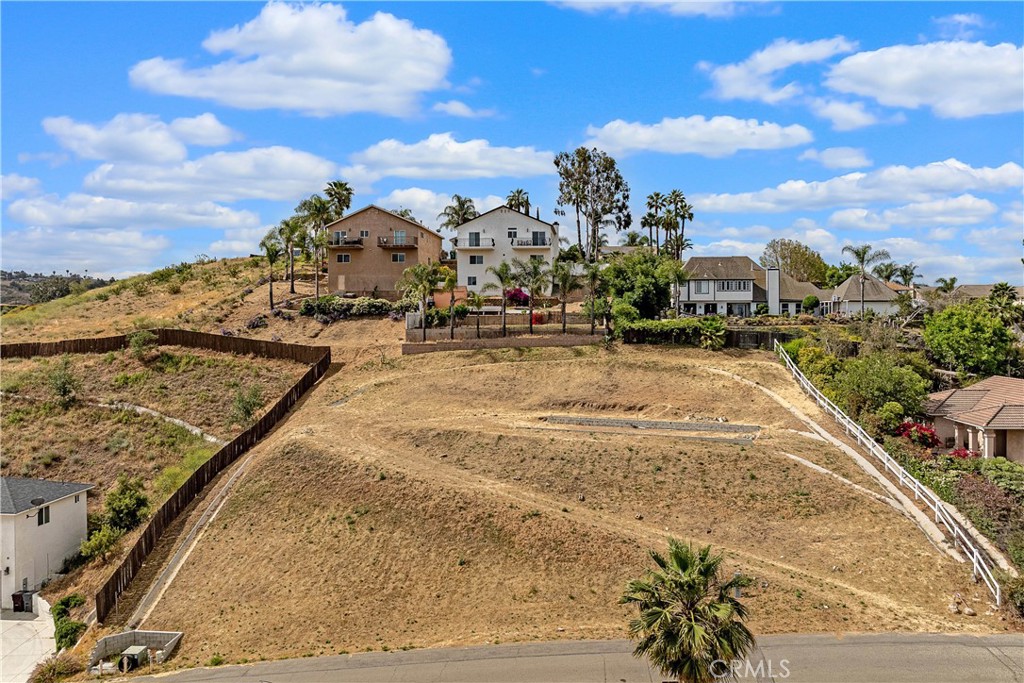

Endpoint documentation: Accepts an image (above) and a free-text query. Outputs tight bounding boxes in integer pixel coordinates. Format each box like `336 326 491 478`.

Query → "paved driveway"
1 606 55 683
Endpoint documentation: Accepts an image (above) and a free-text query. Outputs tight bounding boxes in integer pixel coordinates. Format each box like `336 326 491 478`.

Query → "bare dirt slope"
142 344 1010 669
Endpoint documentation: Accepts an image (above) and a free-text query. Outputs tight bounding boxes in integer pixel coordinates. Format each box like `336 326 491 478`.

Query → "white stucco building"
1 478 93 609
677 256 826 317
452 206 559 293
819 272 900 317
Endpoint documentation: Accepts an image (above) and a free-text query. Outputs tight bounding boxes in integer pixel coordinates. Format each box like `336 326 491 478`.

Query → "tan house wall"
326 207 444 298
933 416 957 446
1007 430 1024 464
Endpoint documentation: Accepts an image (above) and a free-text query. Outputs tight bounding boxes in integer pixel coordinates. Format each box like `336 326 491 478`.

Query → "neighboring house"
819 272 900 316
1 478 93 609
677 256 826 317
950 284 1024 301
453 206 559 293
325 205 445 299
924 376 1024 462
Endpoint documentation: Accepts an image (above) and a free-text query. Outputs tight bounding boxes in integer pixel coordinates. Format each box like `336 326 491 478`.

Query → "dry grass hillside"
142 345 1011 668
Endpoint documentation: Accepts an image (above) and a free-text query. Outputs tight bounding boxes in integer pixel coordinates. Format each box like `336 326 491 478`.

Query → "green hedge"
299 296 416 320
619 318 702 345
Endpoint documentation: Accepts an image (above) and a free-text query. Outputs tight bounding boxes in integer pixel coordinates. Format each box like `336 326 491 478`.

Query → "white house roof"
0 477 94 514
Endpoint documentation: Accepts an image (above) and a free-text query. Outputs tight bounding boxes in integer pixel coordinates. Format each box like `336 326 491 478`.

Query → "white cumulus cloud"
342 133 554 189
826 41 1024 118
584 115 812 157
700 36 857 103
798 147 872 169
42 113 237 163
808 98 882 131
933 13 986 41
555 2 744 18
431 100 496 118
375 187 505 233
129 2 452 117
1 174 42 200
0 227 172 278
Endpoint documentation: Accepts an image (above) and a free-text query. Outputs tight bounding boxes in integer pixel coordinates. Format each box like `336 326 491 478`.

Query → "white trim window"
694 280 709 294
467 276 477 286
716 280 751 292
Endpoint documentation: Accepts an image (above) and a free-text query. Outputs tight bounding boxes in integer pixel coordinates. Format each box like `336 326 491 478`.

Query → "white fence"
774 340 1002 605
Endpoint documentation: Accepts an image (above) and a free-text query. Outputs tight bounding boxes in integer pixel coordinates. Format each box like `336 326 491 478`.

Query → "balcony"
328 237 364 248
451 237 495 249
511 238 549 249
378 236 418 248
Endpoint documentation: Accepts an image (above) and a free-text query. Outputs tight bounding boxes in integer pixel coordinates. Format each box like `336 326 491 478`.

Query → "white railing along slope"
774 340 1002 606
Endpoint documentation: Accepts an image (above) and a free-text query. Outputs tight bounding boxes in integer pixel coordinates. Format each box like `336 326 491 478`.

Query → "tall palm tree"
623 230 649 247
259 230 284 311
440 266 458 340
397 262 443 342
512 257 551 334
551 261 583 334
324 180 353 218
621 539 755 683
666 190 694 259
988 282 1022 326
438 194 479 231
646 192 666 254
506 188 530 215
466 291 485 338
895 263 919 287
640 211 659 251
871 261 899 282
277 217 304 294
583 261 603 335
935 276 958 294
482 261 516 337
841 243 891 318
296 194 334 299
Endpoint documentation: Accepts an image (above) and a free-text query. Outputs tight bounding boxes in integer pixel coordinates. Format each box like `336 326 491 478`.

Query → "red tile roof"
925 376 1024 429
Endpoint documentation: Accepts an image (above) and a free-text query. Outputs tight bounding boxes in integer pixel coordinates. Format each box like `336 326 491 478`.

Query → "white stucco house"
819 272 900 316
677 256 826 317
1 478 93 610
452 206 559 293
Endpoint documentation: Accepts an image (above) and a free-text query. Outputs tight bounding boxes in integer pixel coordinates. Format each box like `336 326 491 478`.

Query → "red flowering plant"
505 287 530 306
895 421 940 449
949 448 980 459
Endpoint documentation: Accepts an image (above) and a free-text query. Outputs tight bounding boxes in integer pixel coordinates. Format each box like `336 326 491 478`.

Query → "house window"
715 280 751 292
333 231 346 242
74 495 80 504
508 228 517 239
694 280 709 294
530 255 543 262
468 232 481 247
359 230 369 238
337 254 350 263
392 253 406 263
470 255 483 265
532 231 546 246
394 230 407 246
468 276 477 286
37 506 50 526
781 303 790 314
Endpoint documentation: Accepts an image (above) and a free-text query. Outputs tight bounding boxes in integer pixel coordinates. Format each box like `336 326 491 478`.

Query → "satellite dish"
30 498 45 506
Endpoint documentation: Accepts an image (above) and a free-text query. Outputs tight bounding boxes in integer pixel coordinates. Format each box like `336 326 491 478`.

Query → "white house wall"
455 208 558 293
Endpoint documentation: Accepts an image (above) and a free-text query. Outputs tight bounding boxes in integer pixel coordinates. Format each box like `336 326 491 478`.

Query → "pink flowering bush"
949 448 980 459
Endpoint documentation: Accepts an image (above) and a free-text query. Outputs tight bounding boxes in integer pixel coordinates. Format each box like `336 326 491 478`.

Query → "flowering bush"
505 287 530 306
531 312 545 325
895 421 940 449
949 448 980 459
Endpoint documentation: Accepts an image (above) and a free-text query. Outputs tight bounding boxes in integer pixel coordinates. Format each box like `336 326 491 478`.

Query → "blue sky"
2 1 1022 283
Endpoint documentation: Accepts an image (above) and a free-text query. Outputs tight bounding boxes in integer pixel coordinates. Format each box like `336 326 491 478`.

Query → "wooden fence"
0 329 331 623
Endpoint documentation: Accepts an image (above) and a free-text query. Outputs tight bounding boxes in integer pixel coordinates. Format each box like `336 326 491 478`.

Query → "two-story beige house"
325 206 445 299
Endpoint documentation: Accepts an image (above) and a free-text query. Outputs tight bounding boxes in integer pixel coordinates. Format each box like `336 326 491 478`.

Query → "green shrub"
698 316 726 351
105 474 149 531
165 281 182 295
300 296 398 320
830 353 928 418
875 401 905 433
619 318 701 345
231 385 264 426
47 356 79 409
127 329 158 358
924 301 1013 376
611 299 640 326
80 525 124 562
130 279 150 297
755 303 769 316
801 295 820 313
1002 573 1024 618
50 594 85 622
54 619 86 652
29 651 83 683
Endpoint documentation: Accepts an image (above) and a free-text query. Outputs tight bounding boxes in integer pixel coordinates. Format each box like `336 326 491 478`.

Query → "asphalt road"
127 633 1023 683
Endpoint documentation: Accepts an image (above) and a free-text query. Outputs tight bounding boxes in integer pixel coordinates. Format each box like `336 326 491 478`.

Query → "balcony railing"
378 236 418 248
511 238 549 248
328 237 364 248
451 237 495 249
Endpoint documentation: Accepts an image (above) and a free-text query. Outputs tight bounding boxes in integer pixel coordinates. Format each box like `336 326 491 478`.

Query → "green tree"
512 257 552 334
439 265 458 340
437 194 479 231
105 474 149 531
623 230 650 247
324 180 353 218
551 261 583 334
646 192 666 254
554 147 631 261
276 217 304 294
895 263 920 287
802 295 820 313
924 301 1013 376
988 282 1021 326
665 189 694 259
621 540 755 683
841 244 891 318
259 229 284 310
830 354 929 418
871 261 899 282
397 262 444 342
824 262 859 288
391 207 419 223
506 188 530 215
602 250 681 319
583 261 604 335
47 356 80 409
935 276 958 294
80 524 124 562
296 194 334 299
482 261 516 337
759 239 829 284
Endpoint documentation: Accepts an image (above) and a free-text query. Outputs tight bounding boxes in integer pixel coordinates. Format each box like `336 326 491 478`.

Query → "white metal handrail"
774 340 1001 605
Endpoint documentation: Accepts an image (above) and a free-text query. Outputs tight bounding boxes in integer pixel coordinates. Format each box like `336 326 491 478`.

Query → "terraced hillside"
142 345 1009 668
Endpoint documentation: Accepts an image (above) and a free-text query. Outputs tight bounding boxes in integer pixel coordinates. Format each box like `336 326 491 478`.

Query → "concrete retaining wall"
89 630 183 665
544 415 760 433
402 334 601 355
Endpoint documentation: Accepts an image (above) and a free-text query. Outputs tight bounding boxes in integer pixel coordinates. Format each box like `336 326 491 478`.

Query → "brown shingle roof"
952 284 1024 299
832 273 898 303
683 256 761 280
926 376 1024 429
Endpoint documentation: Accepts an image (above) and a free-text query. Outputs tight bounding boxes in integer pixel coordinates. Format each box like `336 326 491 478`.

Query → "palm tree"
512 257 552 334
871 261 899 282
988 282 1022 326
506 188 530 215
666 190 694 258
391 207 419 222
551 261 583 334
482 261 516 337
623 230 649 247
640 211 659 251
895 263 919 288
438 194 479 231
440 266 458 340
296 194 334 299
646 192 666 254
259 230 284 311
277 217 304 294
841 243 891 318
935 276 958 294
466 291 485 338
324 180 353 218
397 262 442 342
583 261 603 335
621 539 755 683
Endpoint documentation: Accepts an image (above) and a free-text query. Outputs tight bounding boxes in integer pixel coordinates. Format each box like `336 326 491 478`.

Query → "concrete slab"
1 604 55 683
